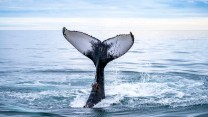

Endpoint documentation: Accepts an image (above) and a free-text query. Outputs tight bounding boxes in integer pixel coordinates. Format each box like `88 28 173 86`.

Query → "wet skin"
84 66 105 108
62 27 134 108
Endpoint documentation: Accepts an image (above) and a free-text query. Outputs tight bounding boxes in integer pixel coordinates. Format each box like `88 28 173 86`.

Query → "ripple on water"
69 72 208 109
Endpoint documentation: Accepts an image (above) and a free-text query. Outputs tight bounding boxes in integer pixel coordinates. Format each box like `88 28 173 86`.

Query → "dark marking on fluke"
62 27 134 108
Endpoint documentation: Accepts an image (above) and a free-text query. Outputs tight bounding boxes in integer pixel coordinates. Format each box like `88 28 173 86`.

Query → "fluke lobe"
62 27 134 108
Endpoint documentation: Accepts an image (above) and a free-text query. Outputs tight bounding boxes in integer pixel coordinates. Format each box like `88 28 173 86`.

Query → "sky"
0 0 208 30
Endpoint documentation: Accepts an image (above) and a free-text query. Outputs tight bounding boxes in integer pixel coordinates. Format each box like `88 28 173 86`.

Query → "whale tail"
63 27 134 67
63 27 134 108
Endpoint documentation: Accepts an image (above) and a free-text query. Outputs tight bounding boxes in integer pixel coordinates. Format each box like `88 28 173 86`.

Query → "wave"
0 70 207 116
69 72 208 108
0 110 64 117
29 69 94 74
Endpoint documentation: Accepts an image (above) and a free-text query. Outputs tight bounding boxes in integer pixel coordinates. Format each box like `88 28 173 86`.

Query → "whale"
62 27 134 108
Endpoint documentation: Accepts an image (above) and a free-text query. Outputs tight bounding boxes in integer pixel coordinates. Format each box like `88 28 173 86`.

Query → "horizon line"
0 17 208 30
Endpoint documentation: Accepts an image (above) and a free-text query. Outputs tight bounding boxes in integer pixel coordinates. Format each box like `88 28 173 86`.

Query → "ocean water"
0 30 208 117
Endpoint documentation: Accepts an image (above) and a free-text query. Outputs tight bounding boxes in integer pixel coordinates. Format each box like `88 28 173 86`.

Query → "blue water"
0 30 208 117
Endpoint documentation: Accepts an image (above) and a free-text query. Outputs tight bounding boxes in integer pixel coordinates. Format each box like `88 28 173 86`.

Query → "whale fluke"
63 27 134 107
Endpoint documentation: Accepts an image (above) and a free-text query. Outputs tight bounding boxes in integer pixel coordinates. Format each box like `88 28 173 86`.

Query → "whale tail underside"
63 27 134 67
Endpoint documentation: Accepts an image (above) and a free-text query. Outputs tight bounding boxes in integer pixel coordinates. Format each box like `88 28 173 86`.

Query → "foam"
70 89 90 107
70 72 207 108
2 72 206 109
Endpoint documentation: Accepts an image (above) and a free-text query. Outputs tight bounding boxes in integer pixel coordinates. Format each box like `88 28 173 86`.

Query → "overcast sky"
0 0 208 30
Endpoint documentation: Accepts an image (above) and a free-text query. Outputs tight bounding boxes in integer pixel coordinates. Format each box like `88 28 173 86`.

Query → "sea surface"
0 30 208 117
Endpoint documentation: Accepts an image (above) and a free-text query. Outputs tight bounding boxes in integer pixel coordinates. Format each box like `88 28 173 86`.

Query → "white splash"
70 72 207 108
